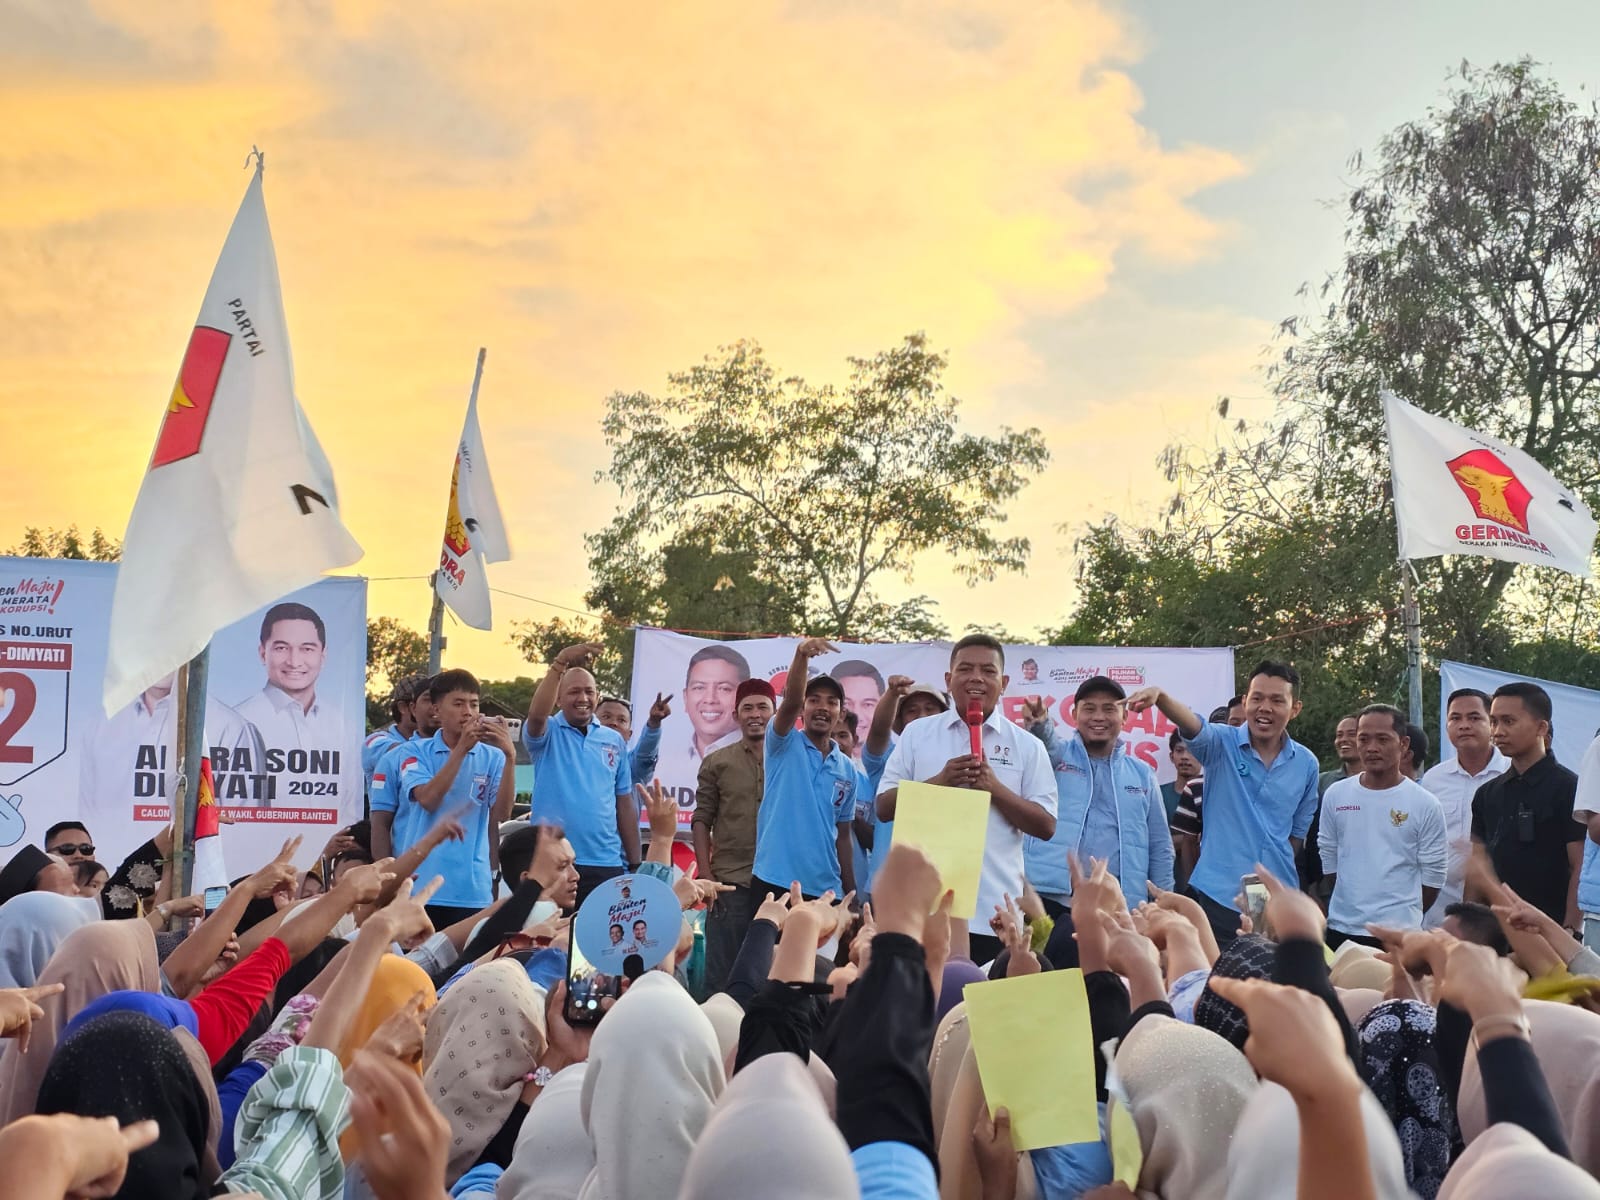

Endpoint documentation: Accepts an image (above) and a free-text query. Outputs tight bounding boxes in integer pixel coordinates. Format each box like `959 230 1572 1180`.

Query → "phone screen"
565 939 623 1026
1241 875 1268 928
203 886 228 914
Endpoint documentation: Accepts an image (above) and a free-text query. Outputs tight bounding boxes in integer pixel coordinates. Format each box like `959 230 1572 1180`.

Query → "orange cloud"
0 0 1246 673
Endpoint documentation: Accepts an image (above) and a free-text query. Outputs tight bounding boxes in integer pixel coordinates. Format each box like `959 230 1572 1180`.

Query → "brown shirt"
692 737 764 886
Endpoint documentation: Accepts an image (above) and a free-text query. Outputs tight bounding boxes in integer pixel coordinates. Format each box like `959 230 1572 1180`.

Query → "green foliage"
507 615 630 696
1054 60 1600 763
478 676 541 718
365 617 428 729
5 525 122 561
588 333 1044 641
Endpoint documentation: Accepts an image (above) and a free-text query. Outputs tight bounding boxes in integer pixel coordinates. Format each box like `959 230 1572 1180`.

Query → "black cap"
805 673 846 702
1073 675 1126 704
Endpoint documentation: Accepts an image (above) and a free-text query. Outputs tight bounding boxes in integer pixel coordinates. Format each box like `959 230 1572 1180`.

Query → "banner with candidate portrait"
0 556 366 874
628 627 1235 822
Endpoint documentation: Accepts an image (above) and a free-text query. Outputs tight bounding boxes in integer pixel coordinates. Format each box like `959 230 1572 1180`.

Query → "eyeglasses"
49 843 94 856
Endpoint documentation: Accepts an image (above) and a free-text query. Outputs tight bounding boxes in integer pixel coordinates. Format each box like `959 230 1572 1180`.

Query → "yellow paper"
963 968 1099 1150
891 780 991 920
1108 1096 1143 1188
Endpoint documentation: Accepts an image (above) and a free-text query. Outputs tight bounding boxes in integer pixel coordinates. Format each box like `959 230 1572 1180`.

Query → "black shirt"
1470 754 1582 921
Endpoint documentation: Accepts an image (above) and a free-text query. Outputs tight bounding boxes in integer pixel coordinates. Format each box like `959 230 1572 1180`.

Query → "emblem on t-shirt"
1390 809 1409 827
602 745 619 770
988 744 1015 767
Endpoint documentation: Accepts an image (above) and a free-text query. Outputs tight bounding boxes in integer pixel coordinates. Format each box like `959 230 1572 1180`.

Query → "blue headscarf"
62 989 199 1043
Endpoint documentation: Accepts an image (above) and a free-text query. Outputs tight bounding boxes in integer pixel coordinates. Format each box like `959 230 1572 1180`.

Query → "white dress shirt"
877 707 1057 934
1419 749 1508 927
235 684 342 753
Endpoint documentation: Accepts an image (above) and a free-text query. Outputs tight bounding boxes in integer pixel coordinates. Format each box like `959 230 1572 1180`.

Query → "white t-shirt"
1319 774 1447 934
877 708 1057 934
1418 750 1508 927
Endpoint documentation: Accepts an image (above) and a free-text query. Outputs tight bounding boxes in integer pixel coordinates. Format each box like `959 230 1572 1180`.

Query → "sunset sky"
7 1 1600 681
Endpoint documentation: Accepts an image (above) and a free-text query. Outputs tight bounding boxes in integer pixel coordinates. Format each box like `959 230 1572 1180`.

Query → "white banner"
629 628 1235 822
1439 660 1600 768
0 557 366 874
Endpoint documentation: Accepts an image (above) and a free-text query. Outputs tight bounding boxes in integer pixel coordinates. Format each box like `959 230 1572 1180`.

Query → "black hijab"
0 844 51 906
36 1011 216 1200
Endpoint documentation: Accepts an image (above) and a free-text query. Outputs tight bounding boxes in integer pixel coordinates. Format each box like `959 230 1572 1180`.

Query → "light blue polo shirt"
861 742 895 892
1185 720 1320 907
523 712 633 868
371 734 425 848
752 723 857 896
630 722 661 788
362 724 403 793
397 732 506 908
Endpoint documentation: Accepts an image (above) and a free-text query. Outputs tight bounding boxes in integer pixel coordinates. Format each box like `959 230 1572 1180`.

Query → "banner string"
1231 606 1402 650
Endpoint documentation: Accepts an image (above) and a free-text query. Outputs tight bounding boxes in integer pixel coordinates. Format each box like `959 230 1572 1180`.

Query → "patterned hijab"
423 958 546 1185
1194 935 1276 1050
1357 999 1460 1199
0 917 159 1122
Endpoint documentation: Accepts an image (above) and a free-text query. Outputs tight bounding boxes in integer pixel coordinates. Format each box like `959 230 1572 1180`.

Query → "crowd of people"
0 634 1598 1198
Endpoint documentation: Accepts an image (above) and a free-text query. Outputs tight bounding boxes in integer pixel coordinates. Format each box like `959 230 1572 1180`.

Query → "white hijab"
1437 1123 1600 1199
498 1064 594 1200
1226 1082 1414 1200
678 1053 858 1199
578 972 725 1200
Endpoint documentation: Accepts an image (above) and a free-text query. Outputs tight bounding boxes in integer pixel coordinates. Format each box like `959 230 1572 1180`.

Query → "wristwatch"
531 1065 555 1088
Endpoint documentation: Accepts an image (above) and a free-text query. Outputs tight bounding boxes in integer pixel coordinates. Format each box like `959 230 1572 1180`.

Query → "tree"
1053 61 1600 760
366 617 428 727
589 334 1048 641
508 615 629 696
5 525 121 561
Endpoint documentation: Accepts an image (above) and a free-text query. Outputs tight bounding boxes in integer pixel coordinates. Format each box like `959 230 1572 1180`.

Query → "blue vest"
1023 724 1160 907
1580 838 1600 915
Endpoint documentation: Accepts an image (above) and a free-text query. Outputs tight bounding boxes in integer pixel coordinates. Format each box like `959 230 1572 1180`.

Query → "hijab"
578 971 725 1200
1116 1014 1258 1200
0 844 55 905
36 1011 221 1200
678 1052 858 1200
1339 987 1386 1027
937 959 988 1024
339 953 436 1070
1457 997 1600 1175
1226 1081 1413 1200
1357 999 1460 1199
1194 935 1275 1051
424 958 547 1184
1436 1123 1600 1200
931 1026 1037 1200
0 916 159 1122
699 992 743 1070
498 1064 594 1200
0 890 99 989
1330 943 1392 992
63 990 200 1042
928 1002 971 1152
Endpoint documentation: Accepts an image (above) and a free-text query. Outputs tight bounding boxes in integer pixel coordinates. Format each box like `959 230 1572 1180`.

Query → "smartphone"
203 886 228 914
1241 874 1268 930
565 938 624 1026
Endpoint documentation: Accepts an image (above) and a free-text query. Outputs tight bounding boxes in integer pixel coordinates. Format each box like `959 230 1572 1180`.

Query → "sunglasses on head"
50 843 94 856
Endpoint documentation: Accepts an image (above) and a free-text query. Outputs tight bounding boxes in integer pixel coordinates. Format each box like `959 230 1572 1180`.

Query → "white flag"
435 355 508 629
104 163 363 713
1383 391 1596 577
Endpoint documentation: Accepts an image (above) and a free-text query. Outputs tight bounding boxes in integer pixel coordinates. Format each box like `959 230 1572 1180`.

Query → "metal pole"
1402 562 1423 726
168 646 209 908
427 576 445 673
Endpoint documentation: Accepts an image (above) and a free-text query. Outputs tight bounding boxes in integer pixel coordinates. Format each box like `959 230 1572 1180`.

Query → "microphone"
965 699 985 762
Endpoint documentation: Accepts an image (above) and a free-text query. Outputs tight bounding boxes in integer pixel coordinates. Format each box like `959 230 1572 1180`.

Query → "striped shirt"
219 1045 350 1200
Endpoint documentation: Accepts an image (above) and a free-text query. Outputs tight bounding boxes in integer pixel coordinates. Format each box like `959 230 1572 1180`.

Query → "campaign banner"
629 627 1235 821
1439 660 1600 768
0 557 366 875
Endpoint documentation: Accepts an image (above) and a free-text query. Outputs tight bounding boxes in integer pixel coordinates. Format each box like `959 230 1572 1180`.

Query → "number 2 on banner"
0 672 38 764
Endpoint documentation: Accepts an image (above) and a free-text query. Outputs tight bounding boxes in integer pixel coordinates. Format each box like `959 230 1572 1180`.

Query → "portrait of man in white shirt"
234 602 339 751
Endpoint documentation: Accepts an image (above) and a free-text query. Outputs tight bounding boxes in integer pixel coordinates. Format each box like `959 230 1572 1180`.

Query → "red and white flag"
435 351 509 630
1384 391 1596 577
191 757 228 893
104 160 362 713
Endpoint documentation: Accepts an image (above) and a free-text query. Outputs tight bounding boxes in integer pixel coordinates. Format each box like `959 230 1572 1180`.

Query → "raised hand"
347 1050 453 1200
420 802 472 850
247 835 303 898
795 637 840 660
336 858 398 907
637 779 679 842
1254 862 1323 943
885 675 914 698
972 1106 1019 1199
1021 696 1051 726
554 643 605 669
364 989 430 1065
1207 976 1363 1105
872 844 944 943
993 893 1039 977
0 983 63 1052
647 693 673 725
755 888 793 929
1124 687 1163 715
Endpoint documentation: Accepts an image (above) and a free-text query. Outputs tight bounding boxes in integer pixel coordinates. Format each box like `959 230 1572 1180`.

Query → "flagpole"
1402 562 1423 727
168 646 210 917
427 580 445 673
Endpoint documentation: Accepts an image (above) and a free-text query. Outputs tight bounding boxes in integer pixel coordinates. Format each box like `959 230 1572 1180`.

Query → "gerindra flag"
435 351 509 630
1383 391 1596 577
104 160 363 713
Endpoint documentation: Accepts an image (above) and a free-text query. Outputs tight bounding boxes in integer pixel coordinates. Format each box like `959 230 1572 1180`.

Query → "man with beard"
523 643 638 907
750 639 858 901
1021 677 1172 917
877 634 1056 962
693 678 777 991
